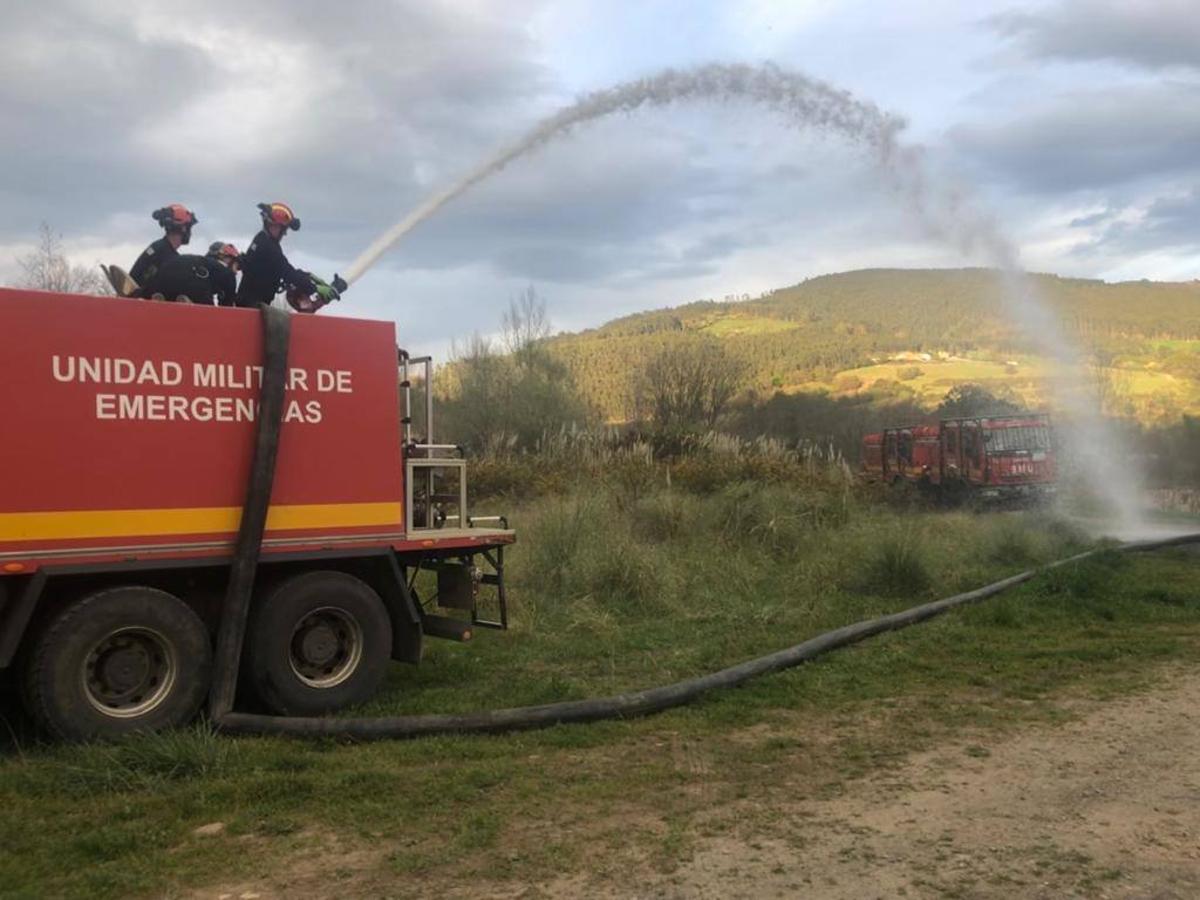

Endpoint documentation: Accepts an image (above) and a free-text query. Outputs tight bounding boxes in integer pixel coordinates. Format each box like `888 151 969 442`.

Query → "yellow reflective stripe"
0 502 403 541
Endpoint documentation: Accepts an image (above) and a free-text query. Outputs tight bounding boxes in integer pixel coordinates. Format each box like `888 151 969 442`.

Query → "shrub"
985 519 1039 566
833 373 863 393
709 482 854 557
857 532 932 597
631 492 692 543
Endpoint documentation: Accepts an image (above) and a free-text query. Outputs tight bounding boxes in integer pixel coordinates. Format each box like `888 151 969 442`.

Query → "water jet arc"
343 60 1146 533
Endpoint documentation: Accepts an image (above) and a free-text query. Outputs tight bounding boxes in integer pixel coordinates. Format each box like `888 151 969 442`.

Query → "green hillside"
546 268 1200 424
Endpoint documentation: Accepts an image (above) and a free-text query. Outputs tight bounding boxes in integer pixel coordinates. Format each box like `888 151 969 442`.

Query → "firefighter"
138 242 239 307
129 204 197 288
206 242 241 307
234 202 346 311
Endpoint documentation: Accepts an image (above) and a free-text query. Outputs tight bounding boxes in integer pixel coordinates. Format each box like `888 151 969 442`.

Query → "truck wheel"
25 587 212 741
244 571 392 716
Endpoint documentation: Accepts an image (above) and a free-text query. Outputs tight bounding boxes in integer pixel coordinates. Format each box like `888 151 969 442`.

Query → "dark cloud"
990 0 1200 70
0 2 217 235
1081 187 1200 255
0 0 552 255
354 138 771 284
950 82 1200 193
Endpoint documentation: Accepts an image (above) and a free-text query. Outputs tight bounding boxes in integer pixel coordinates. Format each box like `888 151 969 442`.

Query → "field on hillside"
797 356 1200 415
542 269 1200 426
2 452 1198 897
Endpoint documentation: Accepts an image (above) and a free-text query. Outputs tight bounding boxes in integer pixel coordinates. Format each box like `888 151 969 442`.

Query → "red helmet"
258 202 301 231
152 204 198 231
206 241 240 262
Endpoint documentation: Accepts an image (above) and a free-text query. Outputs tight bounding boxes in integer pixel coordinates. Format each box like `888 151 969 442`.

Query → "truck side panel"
0 289 405 565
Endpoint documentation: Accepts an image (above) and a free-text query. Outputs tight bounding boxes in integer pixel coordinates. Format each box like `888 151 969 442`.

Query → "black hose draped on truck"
207 305 291 721
210 306 1200 741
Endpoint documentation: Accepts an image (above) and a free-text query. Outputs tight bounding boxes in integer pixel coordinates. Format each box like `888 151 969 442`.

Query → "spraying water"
342 64 904 282
344 62 1145 533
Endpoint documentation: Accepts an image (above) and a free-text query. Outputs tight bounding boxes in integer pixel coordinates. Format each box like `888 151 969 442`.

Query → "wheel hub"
288 607 363 689
299 624 339 667
98 641 151 693
82 628 177 718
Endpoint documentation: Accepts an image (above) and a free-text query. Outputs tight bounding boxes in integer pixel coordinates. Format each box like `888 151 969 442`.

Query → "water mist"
344 62 1146 535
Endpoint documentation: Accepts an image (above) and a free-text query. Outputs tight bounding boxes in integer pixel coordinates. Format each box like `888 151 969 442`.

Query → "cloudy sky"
1 0 1196 350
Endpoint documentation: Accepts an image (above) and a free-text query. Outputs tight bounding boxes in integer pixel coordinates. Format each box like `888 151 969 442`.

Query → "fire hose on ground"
208 306 1200 741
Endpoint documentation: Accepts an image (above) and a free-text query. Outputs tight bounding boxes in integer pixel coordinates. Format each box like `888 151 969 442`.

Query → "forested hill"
545 268 1200 422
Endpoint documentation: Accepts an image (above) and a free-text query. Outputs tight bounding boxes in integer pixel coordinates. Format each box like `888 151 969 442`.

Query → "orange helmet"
258 201 301 231
154 204 199 232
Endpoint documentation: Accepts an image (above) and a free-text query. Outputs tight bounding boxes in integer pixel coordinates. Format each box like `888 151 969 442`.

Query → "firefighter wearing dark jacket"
206 242 240 307
235 202 312 308
138 242 240 306
129 204 197 288
234 202 347 311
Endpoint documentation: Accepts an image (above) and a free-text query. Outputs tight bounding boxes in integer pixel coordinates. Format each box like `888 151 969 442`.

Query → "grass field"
697 313 801 337
1 475 1198 897
788 356 1200 418
811 357 1048 404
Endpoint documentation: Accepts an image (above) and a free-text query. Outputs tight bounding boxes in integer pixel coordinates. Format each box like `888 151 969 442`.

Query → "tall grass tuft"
37 723 235 796
985 518 1040 566
857 531 933 597
709 482 851 557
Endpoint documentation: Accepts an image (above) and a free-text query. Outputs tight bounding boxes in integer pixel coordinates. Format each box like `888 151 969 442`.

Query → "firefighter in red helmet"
137 241 240 306
234 202 347 311
206 241 240 307
129 204 197 288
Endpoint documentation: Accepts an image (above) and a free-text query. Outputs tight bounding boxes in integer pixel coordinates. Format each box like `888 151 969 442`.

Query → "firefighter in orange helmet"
129 204 197 288
234 202 347 311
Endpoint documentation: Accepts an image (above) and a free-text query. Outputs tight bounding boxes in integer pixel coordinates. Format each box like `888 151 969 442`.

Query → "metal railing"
399 352 471 532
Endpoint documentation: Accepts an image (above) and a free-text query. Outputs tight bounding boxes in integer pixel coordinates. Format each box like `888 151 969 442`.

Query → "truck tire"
25 586 212 741
244 571 392 716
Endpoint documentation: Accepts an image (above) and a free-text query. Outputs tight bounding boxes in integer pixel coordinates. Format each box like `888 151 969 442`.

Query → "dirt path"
190 669 1200 899
634 669 1200 899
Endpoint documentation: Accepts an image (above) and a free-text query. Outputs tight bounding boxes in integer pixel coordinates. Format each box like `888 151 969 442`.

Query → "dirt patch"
182 670 1200 899
630 668 1200 899
175 829 387 900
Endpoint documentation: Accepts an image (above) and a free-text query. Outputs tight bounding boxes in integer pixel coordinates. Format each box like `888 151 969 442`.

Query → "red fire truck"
861 413 1057 501
0 288 512 740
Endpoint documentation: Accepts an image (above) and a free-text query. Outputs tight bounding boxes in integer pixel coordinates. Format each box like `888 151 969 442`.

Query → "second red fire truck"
862 413 1057 502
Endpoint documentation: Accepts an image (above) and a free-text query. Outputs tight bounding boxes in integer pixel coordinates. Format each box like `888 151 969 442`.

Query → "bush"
833 373 863 393
631 492 693 543
469 428 856 504
580 539 666 614
856 532 932 597
985 519 1040 566
523 495 601 596
709 482 854 557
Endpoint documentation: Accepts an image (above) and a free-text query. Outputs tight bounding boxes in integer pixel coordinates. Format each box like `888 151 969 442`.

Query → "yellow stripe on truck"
0 502 403 542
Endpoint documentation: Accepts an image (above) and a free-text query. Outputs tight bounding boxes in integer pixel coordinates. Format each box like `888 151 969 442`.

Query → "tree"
635 339 746 432
15 223 109 294
501 285 551 359
439 287 593 449
936 383 1022 418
